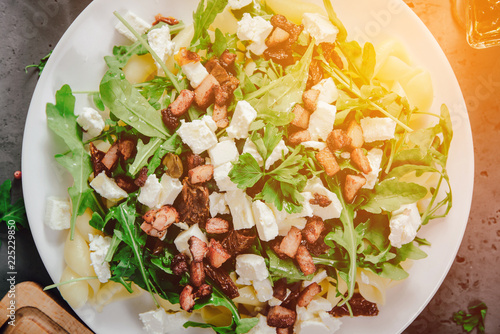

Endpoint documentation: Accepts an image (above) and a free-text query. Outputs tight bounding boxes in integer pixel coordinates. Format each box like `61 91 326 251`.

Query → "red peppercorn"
14 171 22 180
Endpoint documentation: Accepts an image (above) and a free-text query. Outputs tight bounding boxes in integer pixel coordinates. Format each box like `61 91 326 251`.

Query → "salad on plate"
43 0 453 333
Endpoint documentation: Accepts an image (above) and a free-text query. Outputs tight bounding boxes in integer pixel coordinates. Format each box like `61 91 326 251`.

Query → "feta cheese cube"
302 13 339 45
229 0 252 9
360 117 397 142
202 115 218 132
209 192 230 217
252 200 279 241
76 107 105 138
225 189 256 229
307 297 333 314
237 13 273 55
138 174 163 208
318 311 342 332
177 118 218 154
213 162 239 191
148 25 175 69
115 11 152 42
235 254 269 281
247 314 275 334
90 172 128 201
181 61 209 89
243 138 264 166
158 174 183 206
44 196 71 230
226 100 258 139
311 78 339 104
88 234 112 283
174 224 208 258
208 139 239 167
139 308 190 334
301 141 327 151
303 177 342 220
389 203 422 248
265 140 289 170
308 101 337 141
362 148 384 189
253 278 273 302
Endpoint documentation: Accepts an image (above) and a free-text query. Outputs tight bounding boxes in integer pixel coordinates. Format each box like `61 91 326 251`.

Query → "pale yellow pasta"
264 0 326 25
200 305 233 327
374 39 411 75
326 275 348 306
232 286 264 307
123 54 156 84
59 266 89 309
93 140 112 153
158 295 183 312
356 268 391 305
63 230 100 295
375 55 414 83
92 281 143 312
210 6 239 34
75 208 102 243
402 70 434 113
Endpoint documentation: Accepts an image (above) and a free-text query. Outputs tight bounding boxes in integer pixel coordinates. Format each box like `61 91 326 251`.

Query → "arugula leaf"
323 0 347 42
147 134 183 174
99 68 170 139
136 76 174 109
46 85 103 239
453 302 487 334
25 50 52 76
128 138 163 176
213 28 228 57
267 250 313 283
190 0 228 51
104 42 148 69
0 180 28 238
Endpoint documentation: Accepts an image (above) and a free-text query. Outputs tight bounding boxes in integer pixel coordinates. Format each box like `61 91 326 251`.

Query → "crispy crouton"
210 62 231 84
302 89 320 112
327 129 351 151
351 148 372 174
291 104 310 129
207 239 231 268
188 164 214 184
194 74 219 109
346 121 364 148
273 278 288 301
212 104 229 128
295 245 316 276
169 89 195 116
205 218 229 234
220 50 237 71
288 130 311 146
266 27 290 47
101 141 120 171
267 306 297 328
302 216 324 244
316 148 340 177
279 226 302 258
297 282 322 307
190 261 205 287
344 174 366 203
188 236 208 262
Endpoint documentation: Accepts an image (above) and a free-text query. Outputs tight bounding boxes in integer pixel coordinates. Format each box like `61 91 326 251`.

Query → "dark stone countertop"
0 0 498 333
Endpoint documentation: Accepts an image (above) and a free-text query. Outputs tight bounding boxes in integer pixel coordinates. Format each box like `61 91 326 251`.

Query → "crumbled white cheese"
389 203 422 248
303 269 328 288
139 308 190 334
76 107 105 138
208 139 239 167
301 141 327 151
209 192 229 217
311 78 339 104
181 61 209 89
235 254 269 281
174 224 207 258
362 148 384 189
90 172 128 201
253 278 274 302
148 25 175 69
158 174 183 206
303 177 342 220
307 297 333 314
360 117 397 142
242 138 264 166
213 162 239 192
308 101 337 141
252 200 279 241
226 100 258 139
237 13 273 55
88 234 112 283
225 189 256 230
138 174 163 208
265 140 289 170
295 307 342 334
44 196 71 230
177 118 218 154
228 0 252 9
115 11 152 42
302 13 339 45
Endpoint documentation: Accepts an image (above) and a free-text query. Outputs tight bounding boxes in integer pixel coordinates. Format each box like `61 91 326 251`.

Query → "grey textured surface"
0 0 499 333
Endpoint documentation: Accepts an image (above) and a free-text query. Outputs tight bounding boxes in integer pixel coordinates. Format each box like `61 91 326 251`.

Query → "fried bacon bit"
134 167 149 187
270 15 303 44
171 253 189 276
188 164 214 184
280 288 300 310
279 226 302 258
194 283 213 299
180 285 196 312
161 107 179 131
152 14 179 26
101 141 120 171
115 175 139 193
290 104 310 129
190 261 206 287
309 193 332 208
185 153 205 171
302 216 325 244
302 89 320 112
168 89 195 117
89 143 107 176
189 236 208 262
330 293 379 317
177 47 201 66
221 229 256 255
207 239 231 268
270 238 288 260
316 148 340 177
194 74 219 109
273 278 288 301
266 27 290 47
295 245 316 276
344 174 366 203
351 148 372 174
264 47 294 67
307 60 323 89
276 328 293 334
118 138 136 161
306 234 330 256
346 121 364 148
221 76 240 96
140 205 179 240
177 178 210 226
210 62 231 84
297 282 322 307
204 263 240 299
267 306 297 328
220 50 237 71
327 129 352 152
288 130 311 146
319 42 344 70
205 218 229 234
214 85 230 107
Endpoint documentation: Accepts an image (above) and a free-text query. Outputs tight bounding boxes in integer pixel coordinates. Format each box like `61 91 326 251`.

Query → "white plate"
22 0 474 333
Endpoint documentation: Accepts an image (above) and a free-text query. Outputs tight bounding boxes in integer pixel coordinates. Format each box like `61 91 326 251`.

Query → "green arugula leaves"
453 302 488 334
0 179 28 243
25 50 52 76
190 0 229 51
